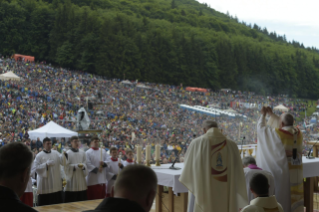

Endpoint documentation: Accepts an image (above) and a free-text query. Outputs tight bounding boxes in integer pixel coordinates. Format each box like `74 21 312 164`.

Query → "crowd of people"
0 57 317 161
0 56 312 212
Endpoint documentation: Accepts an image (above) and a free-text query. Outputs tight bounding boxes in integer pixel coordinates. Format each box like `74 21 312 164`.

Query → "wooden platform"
34 200 103 212
33 199 158 212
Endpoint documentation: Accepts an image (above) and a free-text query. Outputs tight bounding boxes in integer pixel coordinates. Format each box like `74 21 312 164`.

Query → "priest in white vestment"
179 120 248 212
242 156 275 203
64 136 88 203
34 137 63 206
256 107 303 212
86 137 109 200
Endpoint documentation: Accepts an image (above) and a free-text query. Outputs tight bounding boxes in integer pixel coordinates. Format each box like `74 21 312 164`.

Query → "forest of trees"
1 0 319 98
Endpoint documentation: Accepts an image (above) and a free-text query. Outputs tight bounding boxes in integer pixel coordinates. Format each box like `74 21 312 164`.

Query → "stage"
34 199 162 212
34 200 103 212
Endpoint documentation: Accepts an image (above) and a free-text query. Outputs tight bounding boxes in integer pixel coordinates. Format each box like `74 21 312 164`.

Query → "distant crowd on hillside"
0 57 316 162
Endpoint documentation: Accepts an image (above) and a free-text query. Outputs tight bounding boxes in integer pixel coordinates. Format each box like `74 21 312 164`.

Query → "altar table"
153 157 319 212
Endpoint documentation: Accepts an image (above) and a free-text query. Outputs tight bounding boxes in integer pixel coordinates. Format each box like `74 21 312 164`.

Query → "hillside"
1 0 319 98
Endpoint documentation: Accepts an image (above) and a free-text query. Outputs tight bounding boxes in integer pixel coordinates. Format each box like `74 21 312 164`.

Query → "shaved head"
113 165 157 211
280 113 294 127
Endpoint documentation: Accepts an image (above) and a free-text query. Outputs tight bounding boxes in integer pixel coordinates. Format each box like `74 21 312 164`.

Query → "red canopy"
13 54 35 62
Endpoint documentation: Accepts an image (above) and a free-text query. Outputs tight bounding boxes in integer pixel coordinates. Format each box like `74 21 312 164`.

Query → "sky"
197 0 319 48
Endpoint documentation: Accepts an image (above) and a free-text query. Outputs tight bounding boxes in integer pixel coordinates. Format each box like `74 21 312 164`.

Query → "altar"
152 157 319 212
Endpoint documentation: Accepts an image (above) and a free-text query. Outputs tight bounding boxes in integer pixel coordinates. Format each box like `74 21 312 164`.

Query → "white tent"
273 104 289 112
0 71 21 81
121 80 132 85
28 121 78 142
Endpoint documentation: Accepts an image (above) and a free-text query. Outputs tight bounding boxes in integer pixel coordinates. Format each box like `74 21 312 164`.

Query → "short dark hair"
125 149 133 154
91 136 99 142
0 143 33 179
110 147 118 153
70 136 79 142
43 137 51 144
115 165 157 198
250 173 269 196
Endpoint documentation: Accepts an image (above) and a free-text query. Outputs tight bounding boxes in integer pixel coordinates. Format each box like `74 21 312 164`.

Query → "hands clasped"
47 159 55 166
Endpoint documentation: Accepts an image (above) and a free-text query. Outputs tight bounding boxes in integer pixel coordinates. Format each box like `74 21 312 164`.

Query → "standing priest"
180 120 248 212
256 107 303 212
86 136 109 200
34 137 63 206
64 136 88 202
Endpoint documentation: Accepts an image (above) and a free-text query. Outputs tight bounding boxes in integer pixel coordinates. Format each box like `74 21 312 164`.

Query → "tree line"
1 0 319 98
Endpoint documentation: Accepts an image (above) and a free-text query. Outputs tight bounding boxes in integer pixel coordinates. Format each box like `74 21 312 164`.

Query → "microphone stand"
307 138 319 159
241 136 246 157
169 158 181 170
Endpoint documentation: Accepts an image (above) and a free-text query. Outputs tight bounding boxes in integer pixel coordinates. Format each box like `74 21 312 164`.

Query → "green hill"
1 0 319 98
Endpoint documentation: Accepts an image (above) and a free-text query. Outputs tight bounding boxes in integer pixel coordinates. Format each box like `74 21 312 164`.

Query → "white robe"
122 160 134 167
34 150 63 194
256 114 302 212
241 196 284 212
106 159 123 194
179 127 248 212
243 167 276 203
85 148 109 186
64 149 88 192
25 162 36 193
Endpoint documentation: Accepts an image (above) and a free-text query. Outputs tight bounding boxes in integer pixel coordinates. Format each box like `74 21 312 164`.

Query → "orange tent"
185 87 208 92
13 54 35 62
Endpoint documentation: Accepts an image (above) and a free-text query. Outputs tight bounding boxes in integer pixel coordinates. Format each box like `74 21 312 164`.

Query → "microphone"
169 157 181 170
307 138 319 159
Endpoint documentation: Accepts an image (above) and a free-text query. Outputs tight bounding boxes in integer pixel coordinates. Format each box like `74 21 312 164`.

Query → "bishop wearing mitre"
180 120 248 212
86 136 109 200
256 107 303 212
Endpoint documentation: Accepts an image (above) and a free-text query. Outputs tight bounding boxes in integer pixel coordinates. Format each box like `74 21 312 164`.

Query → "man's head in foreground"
0 142 33 197
250 173 269 198
112 165 158 212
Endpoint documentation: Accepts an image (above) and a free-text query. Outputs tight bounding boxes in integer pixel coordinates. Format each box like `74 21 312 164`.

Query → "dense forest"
1 0 319 98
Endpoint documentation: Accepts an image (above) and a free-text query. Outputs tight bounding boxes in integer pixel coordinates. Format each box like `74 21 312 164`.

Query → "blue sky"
197 0 319 48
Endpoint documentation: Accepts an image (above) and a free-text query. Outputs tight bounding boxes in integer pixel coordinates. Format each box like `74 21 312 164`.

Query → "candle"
136 145 141 163
155 144 160 161
146 144 150 161
63 150 66 166
100 146 102 161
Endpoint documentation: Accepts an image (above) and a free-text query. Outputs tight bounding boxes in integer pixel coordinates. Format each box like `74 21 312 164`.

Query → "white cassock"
21 162 36 207
85 148 109 199
179 127 248 212
256 114 304 212
64 149 88 192
34 150 63 195
25 162 36 193
106 159 123 195
122 159 134 167
243 167 275 202
34 150 63 206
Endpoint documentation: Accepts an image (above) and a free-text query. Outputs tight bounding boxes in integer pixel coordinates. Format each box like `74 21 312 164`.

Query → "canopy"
185 87 208 92
28 121 78 141
121 80 133 84
0 71 21 81
273 104 289 112
13 54 35 62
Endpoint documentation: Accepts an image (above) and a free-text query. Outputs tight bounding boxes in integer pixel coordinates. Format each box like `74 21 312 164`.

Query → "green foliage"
1 0 319 98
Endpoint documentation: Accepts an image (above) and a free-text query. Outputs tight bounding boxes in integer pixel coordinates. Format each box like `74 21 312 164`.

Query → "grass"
296 100 317 122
